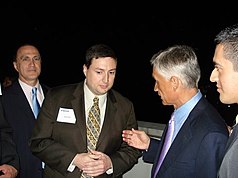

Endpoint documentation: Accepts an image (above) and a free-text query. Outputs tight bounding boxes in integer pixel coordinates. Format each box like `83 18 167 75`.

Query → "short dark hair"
85 44 117 68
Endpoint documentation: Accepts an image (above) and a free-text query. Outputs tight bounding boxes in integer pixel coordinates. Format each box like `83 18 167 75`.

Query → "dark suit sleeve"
196 132 228 178
0 99 19 170
109 101 142 177
143 138 161 163
29 89 78 176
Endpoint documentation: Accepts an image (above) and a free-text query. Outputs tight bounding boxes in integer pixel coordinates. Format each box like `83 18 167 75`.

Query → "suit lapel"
71 84 87 145
14 82 36 120
96 92 117 148
41 84 49 95
225 125 238 152
156 113 193 176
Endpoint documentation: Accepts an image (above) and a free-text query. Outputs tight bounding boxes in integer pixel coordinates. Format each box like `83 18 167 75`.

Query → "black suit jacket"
0 97 19 170
1 81 49 178
29 82 141 178
143 97 229 178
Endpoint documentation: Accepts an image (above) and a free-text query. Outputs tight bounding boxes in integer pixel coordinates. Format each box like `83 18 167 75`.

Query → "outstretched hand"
122 128 150 150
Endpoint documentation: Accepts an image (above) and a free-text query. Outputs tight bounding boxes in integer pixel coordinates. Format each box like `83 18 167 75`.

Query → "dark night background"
1 2 238 126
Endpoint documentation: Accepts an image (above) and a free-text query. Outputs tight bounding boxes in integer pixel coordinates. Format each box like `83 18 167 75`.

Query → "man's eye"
33 57 41 61
21 57 30 61
215 66 220 71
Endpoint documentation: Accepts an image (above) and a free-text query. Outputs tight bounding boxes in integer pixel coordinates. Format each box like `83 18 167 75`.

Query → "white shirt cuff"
106 167 113 174
67 157 76 172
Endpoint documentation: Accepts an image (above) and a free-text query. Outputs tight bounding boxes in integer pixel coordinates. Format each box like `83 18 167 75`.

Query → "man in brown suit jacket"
29 44 141 178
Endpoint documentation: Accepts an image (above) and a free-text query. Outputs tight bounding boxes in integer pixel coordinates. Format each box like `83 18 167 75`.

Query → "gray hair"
215 24 238 71
150 45 201 88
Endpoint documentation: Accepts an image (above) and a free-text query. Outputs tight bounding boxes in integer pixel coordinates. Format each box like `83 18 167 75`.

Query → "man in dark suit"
0 86 19 178
210 23 238 178
2 44 49 178
122 45 229 178
29 44 141 178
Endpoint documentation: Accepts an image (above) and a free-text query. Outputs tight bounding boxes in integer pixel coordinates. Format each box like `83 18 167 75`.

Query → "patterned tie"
82 97 100 178
32 87 40 118
87 97 100 150
154 113 175 177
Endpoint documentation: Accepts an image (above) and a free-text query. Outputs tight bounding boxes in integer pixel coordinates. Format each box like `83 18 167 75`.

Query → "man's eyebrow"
19 55 40 59
213 61 223 67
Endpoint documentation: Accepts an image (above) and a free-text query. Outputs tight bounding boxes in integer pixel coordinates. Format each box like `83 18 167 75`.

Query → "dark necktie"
32 87 40 118
154 113 175 177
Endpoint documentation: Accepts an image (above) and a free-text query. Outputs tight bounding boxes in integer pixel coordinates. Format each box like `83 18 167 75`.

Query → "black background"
1 2 238 125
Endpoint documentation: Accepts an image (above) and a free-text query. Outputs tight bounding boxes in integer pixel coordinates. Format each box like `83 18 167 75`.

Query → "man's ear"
170 76 179 90
13 61 19 72
83 64 87 77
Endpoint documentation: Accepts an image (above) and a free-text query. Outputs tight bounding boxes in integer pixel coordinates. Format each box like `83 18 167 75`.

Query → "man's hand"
73 151 112 177
0 164 18 178
122 128 150 150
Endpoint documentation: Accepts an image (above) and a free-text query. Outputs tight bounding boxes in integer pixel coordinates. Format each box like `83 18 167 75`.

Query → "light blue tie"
32 87 45 168
32 87 40 118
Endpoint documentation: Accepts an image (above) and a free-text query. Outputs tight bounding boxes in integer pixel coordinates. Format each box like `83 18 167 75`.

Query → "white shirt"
18 79 44 111
84 81 107 128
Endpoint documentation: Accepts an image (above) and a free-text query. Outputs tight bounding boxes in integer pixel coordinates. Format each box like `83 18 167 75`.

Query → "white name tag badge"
57 108 76 124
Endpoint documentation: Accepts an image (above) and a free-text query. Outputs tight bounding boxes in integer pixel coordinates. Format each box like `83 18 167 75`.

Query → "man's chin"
219 95 232 105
